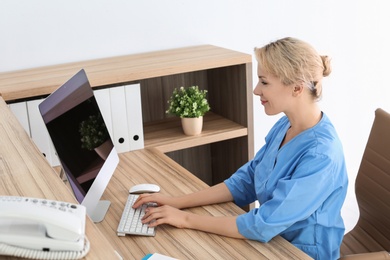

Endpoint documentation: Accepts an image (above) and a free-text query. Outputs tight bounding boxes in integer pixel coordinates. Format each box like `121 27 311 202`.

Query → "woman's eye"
261 81 268 85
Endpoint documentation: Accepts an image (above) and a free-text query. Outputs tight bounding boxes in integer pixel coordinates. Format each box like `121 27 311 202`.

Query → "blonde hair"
254 37 331 100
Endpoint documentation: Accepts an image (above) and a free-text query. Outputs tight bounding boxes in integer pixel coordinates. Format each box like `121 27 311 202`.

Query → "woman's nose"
253 82 261 96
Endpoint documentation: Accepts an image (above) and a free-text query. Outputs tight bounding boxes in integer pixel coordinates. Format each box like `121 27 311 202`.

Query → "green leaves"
79 114 109 150
166 86 210 118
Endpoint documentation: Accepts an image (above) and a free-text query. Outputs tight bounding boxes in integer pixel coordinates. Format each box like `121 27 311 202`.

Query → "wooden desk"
0 97 119 260
0 96 312 259
101 148 312 259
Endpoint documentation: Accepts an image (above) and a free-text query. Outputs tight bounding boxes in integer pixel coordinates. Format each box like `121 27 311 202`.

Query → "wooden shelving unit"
0 45 254 186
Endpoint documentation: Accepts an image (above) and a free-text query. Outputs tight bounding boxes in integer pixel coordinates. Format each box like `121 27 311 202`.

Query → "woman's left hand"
142 205 190 229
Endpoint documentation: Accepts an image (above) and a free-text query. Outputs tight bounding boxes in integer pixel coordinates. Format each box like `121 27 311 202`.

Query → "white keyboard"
117 194 156 236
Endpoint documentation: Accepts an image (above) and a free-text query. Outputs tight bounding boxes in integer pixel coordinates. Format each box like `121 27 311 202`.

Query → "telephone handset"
0 196 90 259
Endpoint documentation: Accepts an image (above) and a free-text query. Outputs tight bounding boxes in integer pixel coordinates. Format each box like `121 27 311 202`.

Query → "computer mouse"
129 183 160 194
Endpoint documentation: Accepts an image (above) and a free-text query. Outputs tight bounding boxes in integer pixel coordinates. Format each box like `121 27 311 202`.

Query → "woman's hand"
129 183 242 239
132 193 177 209
142 205 243 240
133 193 191 229
133 183 233 211
142 205 190 228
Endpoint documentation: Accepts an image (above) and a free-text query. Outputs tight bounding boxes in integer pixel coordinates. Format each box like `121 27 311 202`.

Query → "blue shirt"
224 113 348 260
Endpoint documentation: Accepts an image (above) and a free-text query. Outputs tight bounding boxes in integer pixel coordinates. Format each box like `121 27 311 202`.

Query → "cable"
0 236 90 259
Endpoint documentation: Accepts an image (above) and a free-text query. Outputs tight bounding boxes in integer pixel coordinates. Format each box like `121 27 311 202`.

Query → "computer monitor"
39 69 119 223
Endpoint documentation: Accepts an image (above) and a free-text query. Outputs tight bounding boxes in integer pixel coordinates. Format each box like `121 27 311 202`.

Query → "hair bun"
321 55 332 77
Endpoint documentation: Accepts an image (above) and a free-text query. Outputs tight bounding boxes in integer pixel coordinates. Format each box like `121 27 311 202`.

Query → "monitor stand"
90 200 111 223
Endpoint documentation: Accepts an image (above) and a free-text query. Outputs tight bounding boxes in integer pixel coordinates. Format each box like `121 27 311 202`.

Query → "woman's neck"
281 104 322 147
288 106 322 131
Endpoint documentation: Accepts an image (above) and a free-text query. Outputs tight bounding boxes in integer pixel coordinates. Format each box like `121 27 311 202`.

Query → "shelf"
144 112 247 153
0 45 251 102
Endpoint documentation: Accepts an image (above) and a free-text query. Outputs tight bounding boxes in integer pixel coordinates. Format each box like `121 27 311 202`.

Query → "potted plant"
79 114 112 160
166 86 210 135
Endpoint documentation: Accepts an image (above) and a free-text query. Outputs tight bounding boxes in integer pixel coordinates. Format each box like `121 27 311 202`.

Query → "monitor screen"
39 69 119 222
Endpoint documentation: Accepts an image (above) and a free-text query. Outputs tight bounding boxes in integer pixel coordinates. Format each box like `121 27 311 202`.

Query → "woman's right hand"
132 193 177 209
132 183 233 210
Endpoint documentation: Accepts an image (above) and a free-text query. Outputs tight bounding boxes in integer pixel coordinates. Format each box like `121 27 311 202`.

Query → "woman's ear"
292 82 304 97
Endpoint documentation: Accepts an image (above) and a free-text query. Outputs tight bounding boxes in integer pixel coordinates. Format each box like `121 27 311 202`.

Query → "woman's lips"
261 100 268 105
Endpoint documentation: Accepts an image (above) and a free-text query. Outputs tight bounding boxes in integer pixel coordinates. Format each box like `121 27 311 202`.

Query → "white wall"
2 0 390 233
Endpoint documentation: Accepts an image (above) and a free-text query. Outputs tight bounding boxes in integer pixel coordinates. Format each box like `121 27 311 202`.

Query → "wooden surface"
0 45 251 102
144 112 247 153
0 97 119 260
98 148 313 260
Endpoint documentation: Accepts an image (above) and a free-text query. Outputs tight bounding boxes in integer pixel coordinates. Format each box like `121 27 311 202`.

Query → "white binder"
9 102 31 136
109 86 131 153
95 84 144 153
124 83 144 151
27 99 60 167
94 88 113 138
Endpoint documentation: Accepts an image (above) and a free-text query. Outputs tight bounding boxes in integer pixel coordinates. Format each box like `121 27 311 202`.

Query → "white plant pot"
181 116 203 136
94 139 113 160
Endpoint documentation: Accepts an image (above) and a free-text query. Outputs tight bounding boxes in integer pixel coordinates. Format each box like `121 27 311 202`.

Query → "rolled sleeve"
224 147 266 206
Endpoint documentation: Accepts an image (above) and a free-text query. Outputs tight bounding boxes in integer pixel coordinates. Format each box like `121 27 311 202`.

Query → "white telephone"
0 196 90 259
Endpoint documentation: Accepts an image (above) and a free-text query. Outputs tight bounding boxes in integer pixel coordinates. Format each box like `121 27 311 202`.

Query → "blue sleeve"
224 146 265 206
224 117 286 206
236 152 342 242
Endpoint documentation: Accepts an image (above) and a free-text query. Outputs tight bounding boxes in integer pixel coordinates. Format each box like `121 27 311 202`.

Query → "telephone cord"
0 236 90 259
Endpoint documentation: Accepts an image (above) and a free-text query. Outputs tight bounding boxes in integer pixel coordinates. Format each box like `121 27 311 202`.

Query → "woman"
133 37 348 260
